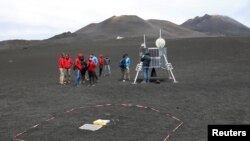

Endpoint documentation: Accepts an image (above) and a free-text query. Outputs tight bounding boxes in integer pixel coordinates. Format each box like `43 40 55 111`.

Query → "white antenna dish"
155 38 165 48
155 29 165 48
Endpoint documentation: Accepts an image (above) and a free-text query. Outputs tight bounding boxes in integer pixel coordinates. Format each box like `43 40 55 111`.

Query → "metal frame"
132 32 178 84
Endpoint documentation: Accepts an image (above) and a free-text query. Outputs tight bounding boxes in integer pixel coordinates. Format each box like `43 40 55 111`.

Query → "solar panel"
139 47 167 68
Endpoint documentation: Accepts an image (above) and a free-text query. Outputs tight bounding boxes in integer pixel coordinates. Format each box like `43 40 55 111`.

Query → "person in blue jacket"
121 53 131 82
91 54 99 65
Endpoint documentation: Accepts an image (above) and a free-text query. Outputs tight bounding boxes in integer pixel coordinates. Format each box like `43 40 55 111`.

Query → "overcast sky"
0 0 249 41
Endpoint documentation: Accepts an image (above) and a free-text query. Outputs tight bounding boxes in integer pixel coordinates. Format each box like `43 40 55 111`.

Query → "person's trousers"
104 65 111 76
59 68 65 84
99 67 103 77
81 69 87 81
121 68 125 80
143 67 150 82
124 67 130 80
75 70 81 86
88 71 95 85
65 69 71 82
93 71 98 81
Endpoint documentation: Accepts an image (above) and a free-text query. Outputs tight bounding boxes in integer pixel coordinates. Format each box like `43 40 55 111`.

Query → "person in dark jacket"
80 55 87 83
141 52 151 83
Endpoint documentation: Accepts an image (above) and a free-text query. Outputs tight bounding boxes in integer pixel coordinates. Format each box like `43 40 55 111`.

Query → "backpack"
119 59 126 69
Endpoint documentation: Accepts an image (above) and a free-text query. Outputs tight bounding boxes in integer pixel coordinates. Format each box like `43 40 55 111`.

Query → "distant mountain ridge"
75 15 207 39
75 15 158 38
49 32 77 40
147 19 206 38
181 14 250 36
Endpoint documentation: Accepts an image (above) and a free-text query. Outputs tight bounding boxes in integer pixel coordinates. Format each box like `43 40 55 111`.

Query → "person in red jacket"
58 53 65 85
98 54 104 77
74 53 83 86
87 57 97 86
64 54 72 84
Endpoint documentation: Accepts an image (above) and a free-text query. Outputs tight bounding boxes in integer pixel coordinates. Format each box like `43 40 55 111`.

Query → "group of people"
58 51 151 86
58 53 111 86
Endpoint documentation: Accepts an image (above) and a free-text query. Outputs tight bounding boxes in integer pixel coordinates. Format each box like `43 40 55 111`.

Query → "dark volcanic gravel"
0 37 250 141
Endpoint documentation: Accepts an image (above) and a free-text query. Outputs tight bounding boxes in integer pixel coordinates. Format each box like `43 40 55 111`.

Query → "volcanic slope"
182 14 250 36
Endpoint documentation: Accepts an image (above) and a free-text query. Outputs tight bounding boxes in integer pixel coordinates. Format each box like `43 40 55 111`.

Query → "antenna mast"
160 29 162 38
143 34 146 48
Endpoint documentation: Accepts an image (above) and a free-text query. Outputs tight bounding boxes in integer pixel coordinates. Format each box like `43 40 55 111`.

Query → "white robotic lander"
132 30 178 84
